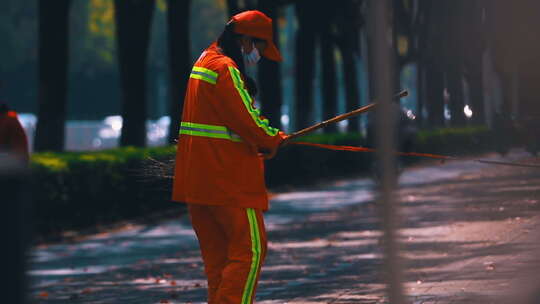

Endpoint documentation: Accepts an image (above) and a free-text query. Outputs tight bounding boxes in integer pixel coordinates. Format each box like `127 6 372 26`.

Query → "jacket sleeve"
213 64 284 150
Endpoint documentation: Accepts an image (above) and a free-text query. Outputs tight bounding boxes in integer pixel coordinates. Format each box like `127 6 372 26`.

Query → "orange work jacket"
172 43 283 211
0 111 29 164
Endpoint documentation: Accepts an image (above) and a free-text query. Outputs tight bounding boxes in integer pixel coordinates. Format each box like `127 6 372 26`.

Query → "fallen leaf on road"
160 299 170 303
170 281 177 286
81 288 92 294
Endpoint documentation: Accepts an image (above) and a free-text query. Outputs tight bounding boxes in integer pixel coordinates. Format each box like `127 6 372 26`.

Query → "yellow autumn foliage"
88 0 116 63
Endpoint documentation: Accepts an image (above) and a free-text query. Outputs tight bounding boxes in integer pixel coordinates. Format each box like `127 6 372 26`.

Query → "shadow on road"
28 157 540 303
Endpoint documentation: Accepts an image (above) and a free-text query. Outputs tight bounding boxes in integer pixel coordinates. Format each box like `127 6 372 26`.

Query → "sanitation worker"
0 103 29 165
172 10 286 304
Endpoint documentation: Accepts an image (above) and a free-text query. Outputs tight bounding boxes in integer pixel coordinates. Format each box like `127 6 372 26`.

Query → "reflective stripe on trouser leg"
241 208 262 304
191 205 266 304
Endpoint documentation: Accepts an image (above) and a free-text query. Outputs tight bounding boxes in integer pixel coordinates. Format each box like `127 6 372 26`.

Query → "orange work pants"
188 204 267 304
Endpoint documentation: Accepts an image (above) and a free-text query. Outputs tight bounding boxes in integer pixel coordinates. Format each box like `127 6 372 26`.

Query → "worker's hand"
279 132 291 147
258 132 289 160
258 147 278 160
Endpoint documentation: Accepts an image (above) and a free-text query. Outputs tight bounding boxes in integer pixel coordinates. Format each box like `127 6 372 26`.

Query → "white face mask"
242 42 261 66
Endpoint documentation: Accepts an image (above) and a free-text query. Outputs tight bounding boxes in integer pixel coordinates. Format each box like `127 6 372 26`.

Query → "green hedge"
29 126 495 239
30 146 178 239
415 126 493 156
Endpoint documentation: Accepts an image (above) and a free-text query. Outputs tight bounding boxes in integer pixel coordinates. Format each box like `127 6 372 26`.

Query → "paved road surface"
28 150 540 303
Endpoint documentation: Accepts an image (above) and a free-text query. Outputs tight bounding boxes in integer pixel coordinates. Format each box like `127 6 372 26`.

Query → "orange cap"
230 10 282 62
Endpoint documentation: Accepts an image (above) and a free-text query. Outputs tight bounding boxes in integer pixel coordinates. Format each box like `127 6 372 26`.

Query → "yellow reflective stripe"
180 121 227 132
179 129 241 142
190 66 218 85
228 66 279 137
190 73 217 85
242 208 262 304
179 121 241 142
192 66 218 78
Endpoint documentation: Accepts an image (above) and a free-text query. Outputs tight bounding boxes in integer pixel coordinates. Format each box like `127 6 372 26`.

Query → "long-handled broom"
283 89 408 144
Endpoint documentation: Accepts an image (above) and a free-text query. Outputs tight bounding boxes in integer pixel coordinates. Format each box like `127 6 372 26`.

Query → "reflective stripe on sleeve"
179 122 241 142
228 66 280 137
190 66 218 85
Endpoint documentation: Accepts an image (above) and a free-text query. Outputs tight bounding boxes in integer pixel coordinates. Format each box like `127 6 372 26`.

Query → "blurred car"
17 113 37 130
17 113 37 151
13 114 173 151
147 116 170 146
97 115 171 148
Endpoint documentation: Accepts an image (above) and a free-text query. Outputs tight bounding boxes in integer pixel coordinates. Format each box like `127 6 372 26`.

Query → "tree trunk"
320 30 338 133
336 1 361 132
423 0 446 128
294 2 317 130
366 28 377 101
367 2 400 99
416 61 425 126
34 0 72 152
245 0 258 9
167 0 191 144
114 0 155 147
467 60 485 125
257 2 282 130
463 0 486 125
340 44 360 132
227 0 240 16
445 0 466 126
425 63 445 127
415 0 433 127
392 2 403 95
447 64 466 126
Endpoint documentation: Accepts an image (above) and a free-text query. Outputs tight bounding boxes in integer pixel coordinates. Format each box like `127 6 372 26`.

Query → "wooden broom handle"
283 89 408 143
